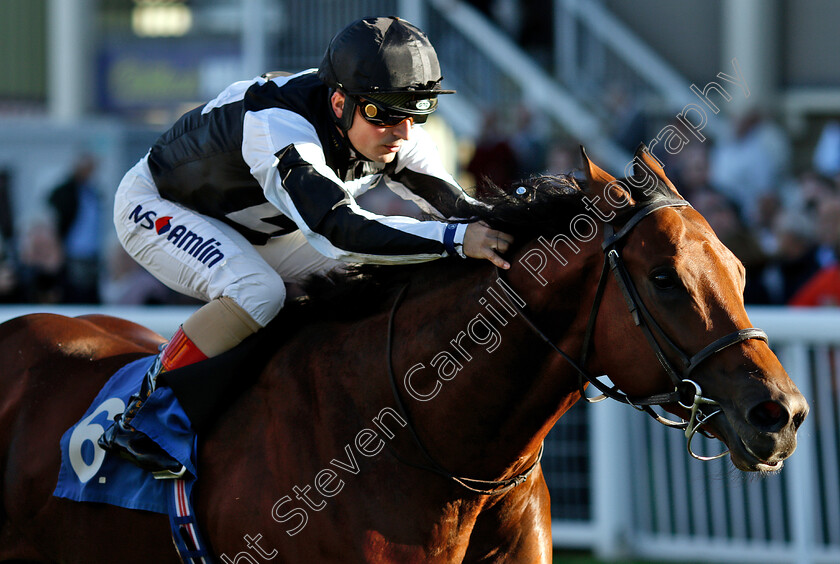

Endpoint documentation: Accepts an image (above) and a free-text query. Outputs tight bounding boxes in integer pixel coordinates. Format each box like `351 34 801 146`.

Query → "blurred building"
2 0 840 265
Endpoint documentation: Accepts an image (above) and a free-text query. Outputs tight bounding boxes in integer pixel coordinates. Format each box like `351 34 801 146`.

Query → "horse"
0 146 808 563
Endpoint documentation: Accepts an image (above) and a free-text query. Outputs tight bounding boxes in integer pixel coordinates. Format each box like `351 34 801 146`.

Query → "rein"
385 283 544 496
496 198 768 461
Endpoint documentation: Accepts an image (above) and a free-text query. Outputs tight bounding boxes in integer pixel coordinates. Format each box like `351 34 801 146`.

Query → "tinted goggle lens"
356 97 436 126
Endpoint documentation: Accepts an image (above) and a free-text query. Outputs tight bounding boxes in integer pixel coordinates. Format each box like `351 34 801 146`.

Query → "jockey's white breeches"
113 156 341 327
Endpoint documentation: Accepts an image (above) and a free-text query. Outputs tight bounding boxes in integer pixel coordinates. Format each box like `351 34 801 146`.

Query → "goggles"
354 95 437 127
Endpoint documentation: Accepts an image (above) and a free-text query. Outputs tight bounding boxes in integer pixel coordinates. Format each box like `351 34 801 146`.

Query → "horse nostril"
792 410 806 431
748 400 789 432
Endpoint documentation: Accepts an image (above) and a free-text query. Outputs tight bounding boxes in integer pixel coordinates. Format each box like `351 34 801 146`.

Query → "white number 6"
68 397 126 483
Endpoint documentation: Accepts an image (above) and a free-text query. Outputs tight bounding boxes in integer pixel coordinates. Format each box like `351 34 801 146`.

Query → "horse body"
0 314 176 563
0 147 808 563
198 267 562 562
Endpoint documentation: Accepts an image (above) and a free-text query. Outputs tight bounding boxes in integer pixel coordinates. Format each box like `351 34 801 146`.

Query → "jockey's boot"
98 326 207 479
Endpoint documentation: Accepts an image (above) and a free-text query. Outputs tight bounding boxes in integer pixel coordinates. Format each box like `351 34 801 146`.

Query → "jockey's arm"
258 142 467 264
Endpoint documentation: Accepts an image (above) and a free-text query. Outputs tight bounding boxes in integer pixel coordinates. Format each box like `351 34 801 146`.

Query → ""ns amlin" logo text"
128 204 225 268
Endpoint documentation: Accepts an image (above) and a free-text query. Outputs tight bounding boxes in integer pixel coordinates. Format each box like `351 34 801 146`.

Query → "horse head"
495 145 808 473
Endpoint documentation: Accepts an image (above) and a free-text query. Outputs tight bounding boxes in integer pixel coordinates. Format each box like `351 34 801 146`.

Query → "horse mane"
286 168 678 322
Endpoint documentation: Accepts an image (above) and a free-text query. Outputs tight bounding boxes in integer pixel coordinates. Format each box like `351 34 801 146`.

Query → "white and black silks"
146 69 478 263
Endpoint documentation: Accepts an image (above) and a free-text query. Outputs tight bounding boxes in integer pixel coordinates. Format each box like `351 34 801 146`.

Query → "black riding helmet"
318 16 455 131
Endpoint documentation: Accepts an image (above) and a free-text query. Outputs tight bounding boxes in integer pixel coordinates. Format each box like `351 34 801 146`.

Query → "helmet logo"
415 99 432 111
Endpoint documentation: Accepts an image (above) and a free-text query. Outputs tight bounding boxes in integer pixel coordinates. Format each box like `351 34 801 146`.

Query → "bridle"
383 197 768 495
498 197 768 461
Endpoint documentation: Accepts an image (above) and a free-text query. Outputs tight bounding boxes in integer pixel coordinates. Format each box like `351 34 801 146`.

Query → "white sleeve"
242 108 466 263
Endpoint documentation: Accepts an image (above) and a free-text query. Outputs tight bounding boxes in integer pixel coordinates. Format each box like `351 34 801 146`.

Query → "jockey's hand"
463 221 514 270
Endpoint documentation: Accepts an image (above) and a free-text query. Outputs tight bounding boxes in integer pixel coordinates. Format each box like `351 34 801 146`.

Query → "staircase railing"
421 0 631 169
270 0 711 170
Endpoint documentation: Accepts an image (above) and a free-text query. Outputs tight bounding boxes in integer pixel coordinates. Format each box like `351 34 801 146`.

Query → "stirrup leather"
97 353 186 478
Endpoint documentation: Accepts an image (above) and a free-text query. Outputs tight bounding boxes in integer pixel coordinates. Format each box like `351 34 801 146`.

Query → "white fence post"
591 397 631 560
779 342 816 564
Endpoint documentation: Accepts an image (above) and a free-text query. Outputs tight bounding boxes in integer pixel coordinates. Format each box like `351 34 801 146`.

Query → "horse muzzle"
703 392 809 472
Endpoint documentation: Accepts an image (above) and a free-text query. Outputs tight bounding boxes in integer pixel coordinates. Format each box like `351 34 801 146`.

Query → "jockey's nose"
393 119 412 140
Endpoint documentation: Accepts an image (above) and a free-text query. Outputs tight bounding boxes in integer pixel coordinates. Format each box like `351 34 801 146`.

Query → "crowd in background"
0 155 199 307
1 98 840 308
464 100 840 308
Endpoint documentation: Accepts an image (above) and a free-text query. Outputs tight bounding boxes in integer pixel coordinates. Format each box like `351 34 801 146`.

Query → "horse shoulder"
0 312 153 456
463 468 553 563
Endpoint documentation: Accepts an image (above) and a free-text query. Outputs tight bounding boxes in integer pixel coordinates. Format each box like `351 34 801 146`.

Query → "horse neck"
388 241 601 481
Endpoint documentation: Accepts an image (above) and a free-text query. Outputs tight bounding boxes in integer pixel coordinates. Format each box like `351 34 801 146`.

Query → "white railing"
3 305 833 563
548 307 840 564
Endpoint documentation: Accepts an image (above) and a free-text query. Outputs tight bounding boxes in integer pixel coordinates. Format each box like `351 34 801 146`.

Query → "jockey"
98 16 513 477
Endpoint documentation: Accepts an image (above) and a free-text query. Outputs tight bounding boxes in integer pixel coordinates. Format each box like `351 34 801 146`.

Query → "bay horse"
0 146 808 563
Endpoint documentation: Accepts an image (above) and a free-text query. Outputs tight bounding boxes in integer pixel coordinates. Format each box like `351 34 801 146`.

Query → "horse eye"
650 268 680 290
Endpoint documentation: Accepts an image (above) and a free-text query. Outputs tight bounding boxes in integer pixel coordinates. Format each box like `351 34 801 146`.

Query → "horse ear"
580 146 634 212
632 144 682 198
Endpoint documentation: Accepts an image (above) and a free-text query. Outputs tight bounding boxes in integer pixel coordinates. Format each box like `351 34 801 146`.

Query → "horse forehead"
633 207 740 274
632 206 689 253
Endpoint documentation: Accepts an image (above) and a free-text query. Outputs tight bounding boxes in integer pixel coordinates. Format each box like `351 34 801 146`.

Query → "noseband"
498 198 768 461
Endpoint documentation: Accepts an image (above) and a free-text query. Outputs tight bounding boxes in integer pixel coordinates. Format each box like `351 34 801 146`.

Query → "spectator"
47 154 103 303
758 211 821 305
544 140 578 176
785 153 840 306
16 220 65 304
509 105 549 179
789 264 840 307
670 143 719 205
751 191 783 259
466 109 519 192
691 190 767 304
603 82 649 155
0 169 14 256
795 170 836 216
100 245 182 306
0 258 18 303
814 194 840 268
813 120 840 178
709 108 791 225
0 169 19 302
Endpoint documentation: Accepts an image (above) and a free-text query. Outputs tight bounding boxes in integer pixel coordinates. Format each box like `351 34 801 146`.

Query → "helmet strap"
330 89 357 132
327 90 371 163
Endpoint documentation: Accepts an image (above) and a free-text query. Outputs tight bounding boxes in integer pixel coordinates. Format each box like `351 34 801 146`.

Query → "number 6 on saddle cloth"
54 332 276 563
55 326 277 502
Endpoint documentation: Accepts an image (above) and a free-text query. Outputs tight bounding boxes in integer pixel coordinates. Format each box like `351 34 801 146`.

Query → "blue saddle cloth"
54 356 197 513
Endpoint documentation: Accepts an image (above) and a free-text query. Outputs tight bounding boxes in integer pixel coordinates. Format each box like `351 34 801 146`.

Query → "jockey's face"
331 91 411 163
